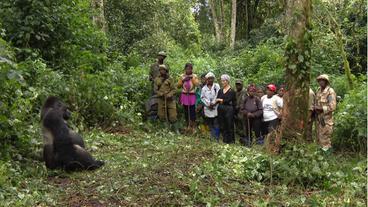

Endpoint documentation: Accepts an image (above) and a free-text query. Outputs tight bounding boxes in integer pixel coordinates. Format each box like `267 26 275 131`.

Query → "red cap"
247 84 257 92
267 84 277 92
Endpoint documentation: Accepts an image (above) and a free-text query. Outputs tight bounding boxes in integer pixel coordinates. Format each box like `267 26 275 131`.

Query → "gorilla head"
41 96 71 121
41 96 104 171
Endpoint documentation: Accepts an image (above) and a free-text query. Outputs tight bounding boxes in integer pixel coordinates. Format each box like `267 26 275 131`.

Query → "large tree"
208 0 224 43
271 0 312 151
230 0 237 48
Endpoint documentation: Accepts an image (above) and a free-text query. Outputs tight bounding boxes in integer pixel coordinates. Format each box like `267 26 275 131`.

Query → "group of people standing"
147 52 336 152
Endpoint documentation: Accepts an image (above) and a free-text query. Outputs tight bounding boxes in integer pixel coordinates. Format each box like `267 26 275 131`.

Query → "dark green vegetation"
1 129 366 206
0 0 366 206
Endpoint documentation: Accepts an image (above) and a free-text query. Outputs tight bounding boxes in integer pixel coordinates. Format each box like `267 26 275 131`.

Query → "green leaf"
298 55 304 62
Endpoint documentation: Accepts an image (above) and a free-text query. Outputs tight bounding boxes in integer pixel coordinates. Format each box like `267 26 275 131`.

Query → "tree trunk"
92 0 106 31
270 0 312 152
235 0 248 41
230 0 237 48
209 0 222 43
219 0 225 42
329 14 354 90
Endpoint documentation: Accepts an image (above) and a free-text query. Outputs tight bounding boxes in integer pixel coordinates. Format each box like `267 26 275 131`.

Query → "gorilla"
41 96 104 171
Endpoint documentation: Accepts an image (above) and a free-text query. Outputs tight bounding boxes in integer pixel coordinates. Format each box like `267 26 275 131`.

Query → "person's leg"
168 101 179 133
207 117 216 141
190 105 196 121
221 107 230 143
267 119 279 133
157 99 165 121
318 123 333 151
306 111 314 142
225 106 235 144
183 104 189 128
253 118 264 145
217 107 226 142
235 114 242 136
168 101 177 122
189 105 196 132
213 117 220 141
261 121 269 137
243 117 251 146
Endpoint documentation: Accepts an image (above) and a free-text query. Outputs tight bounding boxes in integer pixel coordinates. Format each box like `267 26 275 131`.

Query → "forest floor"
3 125 367 207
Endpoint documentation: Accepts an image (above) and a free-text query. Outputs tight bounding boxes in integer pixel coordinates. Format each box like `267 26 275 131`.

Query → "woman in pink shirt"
178 63 199 133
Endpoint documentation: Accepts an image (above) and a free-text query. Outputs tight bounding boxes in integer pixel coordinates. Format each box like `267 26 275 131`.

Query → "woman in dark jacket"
216 74 236 144
241 85 263 146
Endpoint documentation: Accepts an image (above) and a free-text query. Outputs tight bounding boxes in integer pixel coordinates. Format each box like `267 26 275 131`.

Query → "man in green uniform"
235 80 247 138
146 51 168 121
154 65 178 131
314 74 336 153
150 51 169 89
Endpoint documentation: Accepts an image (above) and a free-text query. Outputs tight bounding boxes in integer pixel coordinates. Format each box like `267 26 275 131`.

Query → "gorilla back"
41 96 104 171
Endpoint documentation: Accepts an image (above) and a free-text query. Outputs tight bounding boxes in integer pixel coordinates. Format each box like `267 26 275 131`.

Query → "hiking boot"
171 122 180 134
256 136 264 145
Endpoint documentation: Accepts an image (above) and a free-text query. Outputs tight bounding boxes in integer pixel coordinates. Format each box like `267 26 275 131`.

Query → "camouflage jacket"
154 76 176 99
149 62 169 82
315 86 336 125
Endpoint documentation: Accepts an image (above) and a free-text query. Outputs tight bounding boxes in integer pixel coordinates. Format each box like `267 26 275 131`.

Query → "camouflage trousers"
235 114 245 137
316 122 333 149
157 98 177 123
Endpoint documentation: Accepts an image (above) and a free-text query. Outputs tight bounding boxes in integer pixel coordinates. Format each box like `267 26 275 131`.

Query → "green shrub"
200 144 366 195
216 42 284 86
0 0 108 73
333 80 367 153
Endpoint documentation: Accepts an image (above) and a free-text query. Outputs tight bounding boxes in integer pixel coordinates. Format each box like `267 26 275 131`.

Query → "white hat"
205 72 215 79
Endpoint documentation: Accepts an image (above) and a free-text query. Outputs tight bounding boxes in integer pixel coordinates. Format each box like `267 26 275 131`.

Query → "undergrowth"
0 128 366 206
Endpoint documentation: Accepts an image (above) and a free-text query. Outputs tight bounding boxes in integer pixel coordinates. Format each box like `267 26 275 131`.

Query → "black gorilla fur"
41 96 104 171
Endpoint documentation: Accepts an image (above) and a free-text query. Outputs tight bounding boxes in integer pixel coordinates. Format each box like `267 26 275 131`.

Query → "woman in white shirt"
261 84 283 136
201 72 220 141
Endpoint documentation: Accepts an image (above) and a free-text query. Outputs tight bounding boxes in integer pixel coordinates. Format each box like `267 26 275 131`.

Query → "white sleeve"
277 96 283 108
201 87 211 107
261 95 266 102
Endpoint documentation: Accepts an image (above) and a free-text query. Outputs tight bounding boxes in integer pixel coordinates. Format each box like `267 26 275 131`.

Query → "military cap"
235 80 243 85
158 51 167 57
316 74 330 83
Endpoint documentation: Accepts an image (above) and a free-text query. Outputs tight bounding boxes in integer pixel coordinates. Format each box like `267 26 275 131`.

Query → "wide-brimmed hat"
316 74 329 83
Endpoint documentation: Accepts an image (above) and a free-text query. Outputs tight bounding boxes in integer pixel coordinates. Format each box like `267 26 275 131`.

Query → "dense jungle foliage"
0 0 366 206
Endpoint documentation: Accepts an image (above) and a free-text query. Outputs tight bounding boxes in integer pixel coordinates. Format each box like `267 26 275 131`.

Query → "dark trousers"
235 113 245 137
183 105 196 123
218 105 235 144
262 118 280 135
243 117 263 146
205 117 220 141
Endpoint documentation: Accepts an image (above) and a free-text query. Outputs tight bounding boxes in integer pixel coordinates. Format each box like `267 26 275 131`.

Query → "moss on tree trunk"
270 0 312 152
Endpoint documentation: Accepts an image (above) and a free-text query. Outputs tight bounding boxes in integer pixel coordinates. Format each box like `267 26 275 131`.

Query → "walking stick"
186 91 191 133
247 115 251 145
164 95 169 124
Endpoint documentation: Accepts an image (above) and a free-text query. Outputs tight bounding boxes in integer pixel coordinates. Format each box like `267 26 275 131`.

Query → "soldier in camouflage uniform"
150 51 169 92
154 65 178 127
314 74 336 152
235 80 247 138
